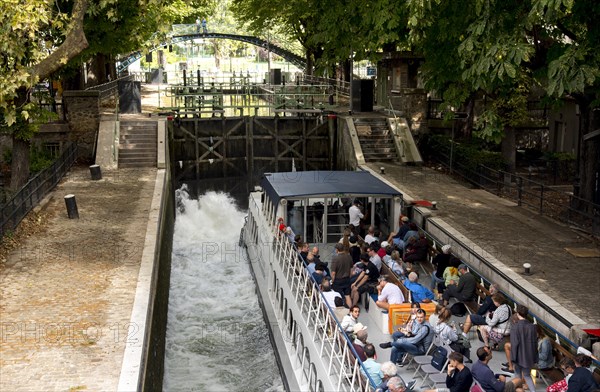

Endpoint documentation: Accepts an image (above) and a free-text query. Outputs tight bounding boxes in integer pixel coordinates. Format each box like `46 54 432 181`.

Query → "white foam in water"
164 186 283 391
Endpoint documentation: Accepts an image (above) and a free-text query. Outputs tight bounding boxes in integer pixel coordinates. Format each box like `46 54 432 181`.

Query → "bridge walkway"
366 161 600 327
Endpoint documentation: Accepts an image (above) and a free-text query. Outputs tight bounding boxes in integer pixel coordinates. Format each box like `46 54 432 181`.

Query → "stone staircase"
354 117 397 162
119 121 157 168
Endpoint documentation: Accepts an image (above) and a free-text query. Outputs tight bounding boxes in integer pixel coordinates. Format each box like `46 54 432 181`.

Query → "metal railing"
1 143 77 242
245 194 374 391
435 148 600 236
85 75 135 101
301 75 350 97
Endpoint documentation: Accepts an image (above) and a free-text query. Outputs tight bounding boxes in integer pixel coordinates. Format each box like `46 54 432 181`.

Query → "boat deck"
314 248 545 390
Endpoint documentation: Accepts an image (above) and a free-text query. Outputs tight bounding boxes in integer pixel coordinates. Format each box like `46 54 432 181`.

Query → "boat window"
295 333 304 362
281 297 287 319
315 380 324 392
287 309 294 334
308 363 317 392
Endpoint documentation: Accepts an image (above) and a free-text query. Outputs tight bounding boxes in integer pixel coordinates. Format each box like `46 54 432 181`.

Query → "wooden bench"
464 281 490 314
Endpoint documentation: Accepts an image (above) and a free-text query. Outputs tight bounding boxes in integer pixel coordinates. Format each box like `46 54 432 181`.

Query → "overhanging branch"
31 0 89 82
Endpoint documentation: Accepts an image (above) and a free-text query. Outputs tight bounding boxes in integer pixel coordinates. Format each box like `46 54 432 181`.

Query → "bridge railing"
85 75 135 102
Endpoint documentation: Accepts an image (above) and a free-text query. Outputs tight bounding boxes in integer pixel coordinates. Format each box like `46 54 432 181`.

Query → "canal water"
163 187 283 391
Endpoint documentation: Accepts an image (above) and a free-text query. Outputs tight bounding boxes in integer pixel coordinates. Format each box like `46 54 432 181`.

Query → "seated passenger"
378 241 389 259
387 250 406 277
424 352 473 392
349 235 361 264
430 244 453 291
299 242 310 265
401 223 419 249
332 296 349 322
341 305 361 334
377 362 400 392
403 272 435 303
351 253 381 307
379 308 433 365
376 275 405 310
365 225 378 245
352 325 369 362
403 231 428 268
547 358 575 392
362 343 384 385
463 293 512 349
568 354 598 392
442 264 477 306
388 216 411 248
471 346 523 392
312 262 326 285
435 308 459 347
367 245 383 272
320 278 342 309
477 283 499 316
439 266 460 295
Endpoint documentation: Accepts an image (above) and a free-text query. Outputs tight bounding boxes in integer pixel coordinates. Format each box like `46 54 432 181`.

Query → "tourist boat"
241 170 405 391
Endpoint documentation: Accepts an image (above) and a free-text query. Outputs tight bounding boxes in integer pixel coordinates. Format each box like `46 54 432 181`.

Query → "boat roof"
261 171 402 205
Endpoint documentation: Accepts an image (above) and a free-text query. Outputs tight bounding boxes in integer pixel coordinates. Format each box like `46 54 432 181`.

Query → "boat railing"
246 194 376 391
271 226 376 391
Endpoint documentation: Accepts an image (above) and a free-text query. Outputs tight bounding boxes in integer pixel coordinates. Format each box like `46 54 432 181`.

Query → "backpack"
431 345 448 371
450 302 468 317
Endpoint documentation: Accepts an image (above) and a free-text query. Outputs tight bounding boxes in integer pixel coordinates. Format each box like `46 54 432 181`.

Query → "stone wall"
63 91 100 160
389 88 428 134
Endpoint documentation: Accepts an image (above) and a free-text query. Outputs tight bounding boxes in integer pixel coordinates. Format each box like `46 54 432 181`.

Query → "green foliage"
28 144 55 174
423 133 506 172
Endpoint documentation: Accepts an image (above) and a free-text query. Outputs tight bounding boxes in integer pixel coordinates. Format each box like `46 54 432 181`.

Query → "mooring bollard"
523 263 531 275
64 194 79 219
89 164 102 180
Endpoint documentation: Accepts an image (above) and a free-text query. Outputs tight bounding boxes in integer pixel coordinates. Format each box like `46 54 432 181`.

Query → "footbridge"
117 30 306 74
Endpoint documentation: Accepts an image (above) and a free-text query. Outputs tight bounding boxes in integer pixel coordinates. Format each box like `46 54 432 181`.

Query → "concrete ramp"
389 117 423 164
96 120 119 170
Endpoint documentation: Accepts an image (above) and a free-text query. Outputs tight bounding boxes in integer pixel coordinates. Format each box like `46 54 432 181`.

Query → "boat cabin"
259 171 404 243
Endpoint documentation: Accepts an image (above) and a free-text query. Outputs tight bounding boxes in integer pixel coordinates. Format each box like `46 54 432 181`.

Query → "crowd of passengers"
278 210 600 392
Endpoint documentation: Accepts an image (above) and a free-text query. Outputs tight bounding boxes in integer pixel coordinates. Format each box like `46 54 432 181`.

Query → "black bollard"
89 164 102 180
64 194 79 219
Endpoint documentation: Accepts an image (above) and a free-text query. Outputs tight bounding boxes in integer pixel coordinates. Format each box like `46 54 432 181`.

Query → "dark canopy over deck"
261 171 402 206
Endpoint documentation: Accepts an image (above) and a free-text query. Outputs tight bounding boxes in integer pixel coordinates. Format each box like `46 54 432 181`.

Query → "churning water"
163 187 283 391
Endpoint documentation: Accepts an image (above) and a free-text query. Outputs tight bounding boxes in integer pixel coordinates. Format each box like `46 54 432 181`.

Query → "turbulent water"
163 187 283 392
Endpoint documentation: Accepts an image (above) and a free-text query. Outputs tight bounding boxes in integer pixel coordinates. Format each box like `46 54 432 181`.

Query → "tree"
1 0 215 190
1 0 89 190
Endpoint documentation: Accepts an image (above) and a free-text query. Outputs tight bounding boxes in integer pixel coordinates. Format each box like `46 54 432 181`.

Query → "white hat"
442 245 452 254
381 241 389 248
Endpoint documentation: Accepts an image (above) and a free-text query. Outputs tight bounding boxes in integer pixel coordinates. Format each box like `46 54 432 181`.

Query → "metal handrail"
85 75 135 101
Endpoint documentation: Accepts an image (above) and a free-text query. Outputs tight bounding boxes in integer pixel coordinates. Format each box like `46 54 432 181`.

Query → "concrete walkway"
0 167 156 391
367 162 600 326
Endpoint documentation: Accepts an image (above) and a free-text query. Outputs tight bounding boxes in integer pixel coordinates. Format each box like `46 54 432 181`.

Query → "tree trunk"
305 49 314 76
501 125 516 172
9 137 30 191
343 59 351 82
462 95 476 137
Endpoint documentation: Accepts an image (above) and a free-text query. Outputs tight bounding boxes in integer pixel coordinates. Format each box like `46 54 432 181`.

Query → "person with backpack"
379 308 433 365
